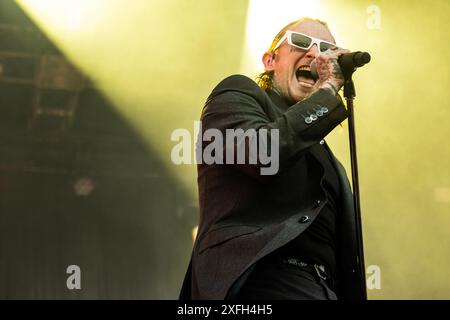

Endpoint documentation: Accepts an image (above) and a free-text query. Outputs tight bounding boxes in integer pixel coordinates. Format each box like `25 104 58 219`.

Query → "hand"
313 47 350 95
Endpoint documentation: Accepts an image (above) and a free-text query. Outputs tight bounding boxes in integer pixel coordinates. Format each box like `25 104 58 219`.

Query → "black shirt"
265 88 342 279
275 142 341 279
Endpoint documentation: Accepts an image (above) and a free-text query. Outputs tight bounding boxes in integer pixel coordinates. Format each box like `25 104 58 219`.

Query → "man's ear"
262 52 275 71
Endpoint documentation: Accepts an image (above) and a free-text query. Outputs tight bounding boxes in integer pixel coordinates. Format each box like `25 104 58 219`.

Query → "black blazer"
180 75 365 300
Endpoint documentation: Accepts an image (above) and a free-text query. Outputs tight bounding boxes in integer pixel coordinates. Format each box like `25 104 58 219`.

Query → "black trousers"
233 257 338 300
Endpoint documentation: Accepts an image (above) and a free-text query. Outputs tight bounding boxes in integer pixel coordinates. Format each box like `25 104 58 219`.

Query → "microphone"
310 51 371 79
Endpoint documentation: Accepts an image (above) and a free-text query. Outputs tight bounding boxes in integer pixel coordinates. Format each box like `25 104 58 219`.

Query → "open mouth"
295 66 316 87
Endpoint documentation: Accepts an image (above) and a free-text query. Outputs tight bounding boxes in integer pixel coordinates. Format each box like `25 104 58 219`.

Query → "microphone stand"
342 68 367 300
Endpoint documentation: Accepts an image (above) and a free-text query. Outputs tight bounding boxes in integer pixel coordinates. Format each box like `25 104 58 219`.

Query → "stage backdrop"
0 0 448 299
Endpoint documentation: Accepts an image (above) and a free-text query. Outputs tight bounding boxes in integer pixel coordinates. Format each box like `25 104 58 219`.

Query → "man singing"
180 17 366 300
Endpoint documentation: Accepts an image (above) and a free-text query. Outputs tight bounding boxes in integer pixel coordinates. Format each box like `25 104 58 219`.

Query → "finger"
322 48 349 60
334 48 351 57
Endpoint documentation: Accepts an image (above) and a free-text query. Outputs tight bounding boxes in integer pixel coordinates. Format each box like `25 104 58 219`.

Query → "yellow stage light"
240 0 325 75
16 0 103 33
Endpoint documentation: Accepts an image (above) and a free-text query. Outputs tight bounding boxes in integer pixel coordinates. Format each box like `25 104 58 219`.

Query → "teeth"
298 66 310 71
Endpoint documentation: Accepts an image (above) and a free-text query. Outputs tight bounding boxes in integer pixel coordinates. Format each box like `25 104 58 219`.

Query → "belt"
278 257 335 291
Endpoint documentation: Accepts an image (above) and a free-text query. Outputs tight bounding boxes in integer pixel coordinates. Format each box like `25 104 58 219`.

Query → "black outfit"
276 140 341 280
179 74 366 300
232 255 338 300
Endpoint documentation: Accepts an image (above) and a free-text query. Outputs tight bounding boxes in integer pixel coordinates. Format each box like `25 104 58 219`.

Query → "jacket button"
299 215 310 223
314 200 322 208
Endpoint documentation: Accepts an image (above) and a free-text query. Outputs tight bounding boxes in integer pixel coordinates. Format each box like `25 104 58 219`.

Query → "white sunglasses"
273 30 338 53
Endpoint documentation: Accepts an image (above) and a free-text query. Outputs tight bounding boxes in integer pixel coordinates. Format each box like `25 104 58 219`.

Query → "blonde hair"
256 17 331 90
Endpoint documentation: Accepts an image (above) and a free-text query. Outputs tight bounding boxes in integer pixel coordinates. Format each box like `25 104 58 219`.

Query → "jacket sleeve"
199 85 347 180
